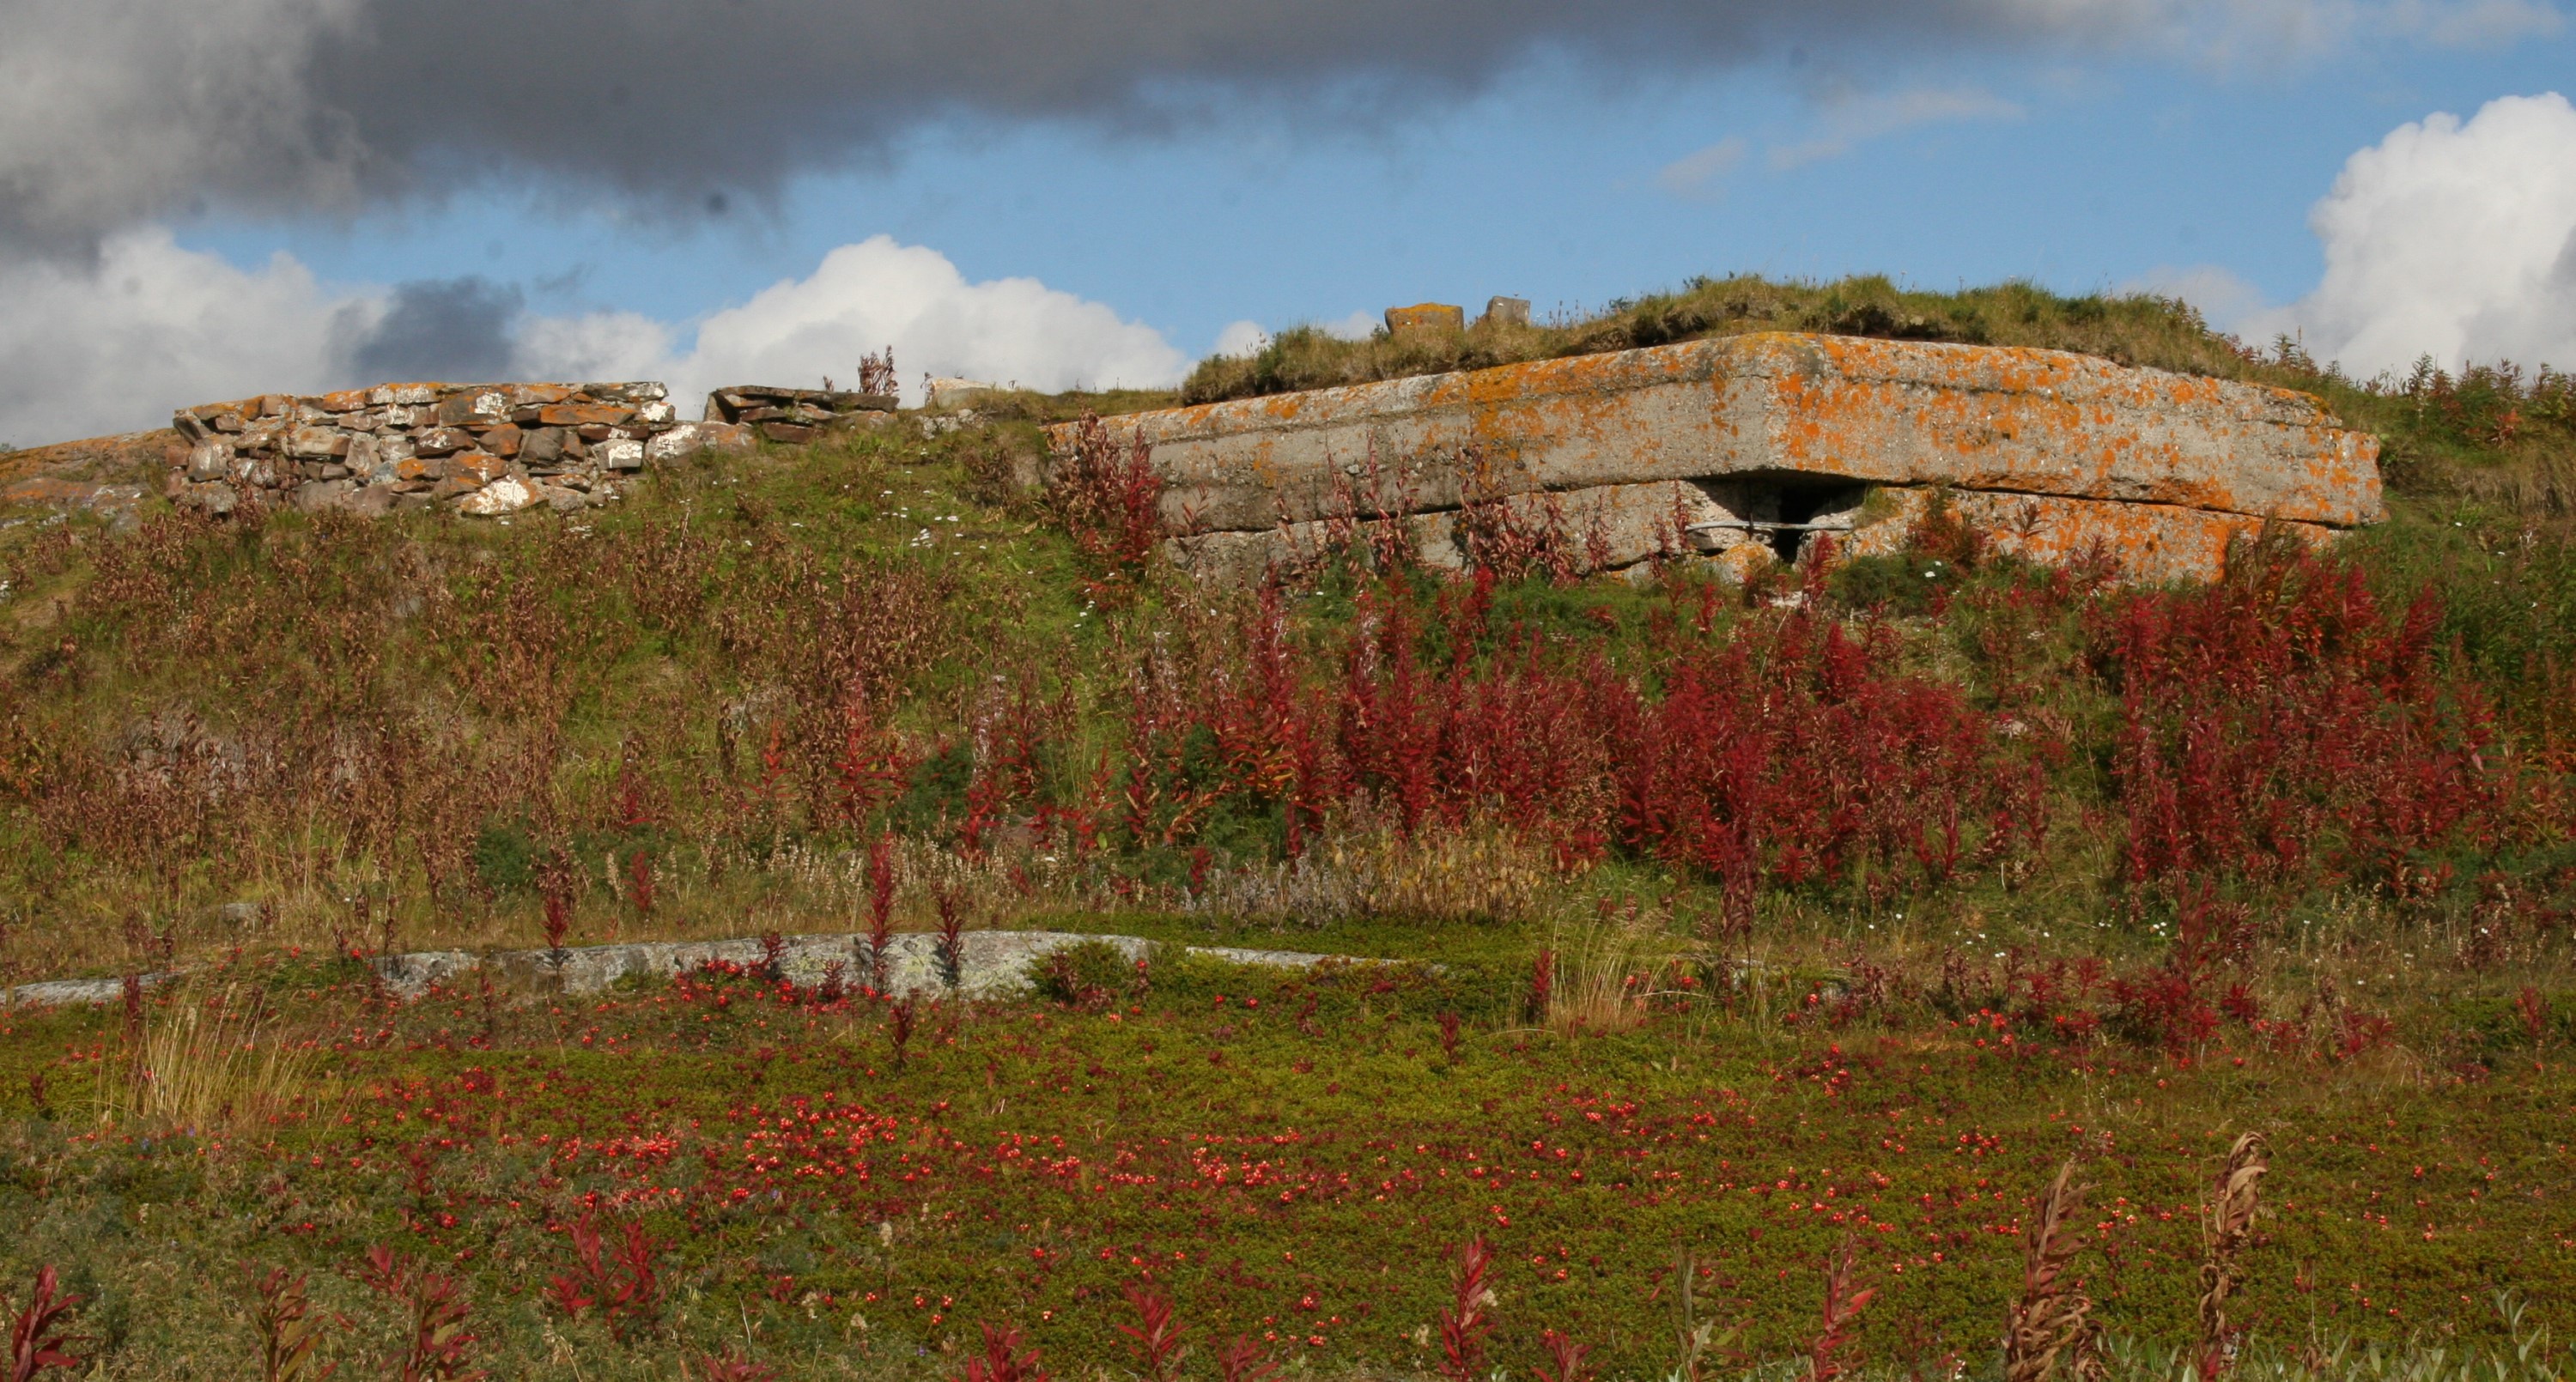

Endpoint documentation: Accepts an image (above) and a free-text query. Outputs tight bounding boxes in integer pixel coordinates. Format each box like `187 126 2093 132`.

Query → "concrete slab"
1050 333 2383 539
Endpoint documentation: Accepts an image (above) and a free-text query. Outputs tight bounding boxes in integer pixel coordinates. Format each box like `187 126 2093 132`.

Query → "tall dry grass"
102 986 332 1136
1544 908 1686 1036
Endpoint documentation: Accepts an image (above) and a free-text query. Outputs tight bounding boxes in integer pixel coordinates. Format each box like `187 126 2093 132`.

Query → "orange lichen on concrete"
1839 490 2332 585
1046 331 2384 585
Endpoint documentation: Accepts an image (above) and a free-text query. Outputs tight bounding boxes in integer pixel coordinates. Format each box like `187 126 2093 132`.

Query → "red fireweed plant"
5 1266 82 1382
1437 1237 1497 1382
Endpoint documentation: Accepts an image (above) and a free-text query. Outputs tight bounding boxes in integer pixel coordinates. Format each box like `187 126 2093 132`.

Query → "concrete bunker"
1045 330 2386 585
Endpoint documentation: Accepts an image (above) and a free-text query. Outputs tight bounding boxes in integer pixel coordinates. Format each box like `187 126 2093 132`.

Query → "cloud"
0 233 1187 446
1213 320 1272 358
2125 264 2274 334
622 237 1191 408
1657 137 1750 197
0 229 367 448
2255 91 2576 376
1321 310 1382 340
2 0 2557 252
1766 85 2024 170
352 278 526 384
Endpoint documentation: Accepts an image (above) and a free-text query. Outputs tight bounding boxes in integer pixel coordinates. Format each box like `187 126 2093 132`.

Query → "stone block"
644 421 755 462
434 391 509 427
480 422 524 457
1386 302 1466 337
538 403 637 427
595 439 645 471
295 479 355 512
318 388 372 413
1479 296 1532 329
457 476 537 516
185 440 234 481
342 483 398 518
413 427 471 457
519 427 565 464
707 385 900 423
759 421 817 445
286 427 349 458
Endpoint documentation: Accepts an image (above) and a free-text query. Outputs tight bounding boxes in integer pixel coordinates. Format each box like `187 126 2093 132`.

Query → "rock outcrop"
1048 332 2385 585
167 381 754 518
0 427 169 526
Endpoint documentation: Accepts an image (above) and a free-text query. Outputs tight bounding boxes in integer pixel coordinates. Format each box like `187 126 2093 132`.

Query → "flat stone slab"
1 930 1388 1009
1050 333 2384 536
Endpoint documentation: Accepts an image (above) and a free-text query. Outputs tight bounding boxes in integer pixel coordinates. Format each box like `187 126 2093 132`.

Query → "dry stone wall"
1049 331 2385 585
168 381 753 518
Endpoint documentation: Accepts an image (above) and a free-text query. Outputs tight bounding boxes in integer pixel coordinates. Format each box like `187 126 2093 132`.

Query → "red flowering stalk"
1436 1237 1496 1382
1215 1335 1279 1382
1116 1285 1188 1382
1807 1235 1875 1382
888 994 919 1067
243 1264 330 1382
958 1322 1048 1382
543 1213 664 1342
1534 1329 1595 1382
359 1246 484 1382
6 1265 84 1381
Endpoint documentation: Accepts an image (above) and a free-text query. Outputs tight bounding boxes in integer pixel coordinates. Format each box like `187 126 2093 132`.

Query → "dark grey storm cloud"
349 276 524 383
0 0 2428 250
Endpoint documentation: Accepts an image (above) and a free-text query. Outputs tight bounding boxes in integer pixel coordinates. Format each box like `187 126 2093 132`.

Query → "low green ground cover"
0 936 2568 1379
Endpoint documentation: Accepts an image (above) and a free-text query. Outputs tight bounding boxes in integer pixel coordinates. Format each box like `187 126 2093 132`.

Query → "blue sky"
4 1 2574 443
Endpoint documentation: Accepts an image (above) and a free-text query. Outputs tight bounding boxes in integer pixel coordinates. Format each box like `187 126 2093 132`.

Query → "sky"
3 0 2574 446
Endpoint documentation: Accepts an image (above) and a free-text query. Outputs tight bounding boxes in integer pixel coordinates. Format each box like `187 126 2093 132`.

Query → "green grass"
0 948 2569 1379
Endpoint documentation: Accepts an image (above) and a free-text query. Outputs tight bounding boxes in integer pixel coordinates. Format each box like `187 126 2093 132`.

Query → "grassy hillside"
0 280 2572 1378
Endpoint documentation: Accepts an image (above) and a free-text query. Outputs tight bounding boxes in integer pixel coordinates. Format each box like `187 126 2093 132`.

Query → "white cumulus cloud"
613 237 1190 409
0 228 380 447
0 233 1188 446
2252 91 2576 376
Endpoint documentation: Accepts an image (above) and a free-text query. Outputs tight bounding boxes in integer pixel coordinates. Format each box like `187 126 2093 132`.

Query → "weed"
1117 1285 1187 1382
2196 1133 2270 1378
1809 1236 1876 1382
544 1212 665 1342
1435 1238 1495 1382
4 1266 82 1381
359 1246 483 1382
245 1264 334 1382
2003 1161 2101 1382
961 1322 1048 1382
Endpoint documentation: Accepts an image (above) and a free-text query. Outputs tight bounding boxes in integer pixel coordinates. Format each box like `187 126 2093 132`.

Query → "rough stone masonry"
1045 331 2385 585
166 381 757 518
